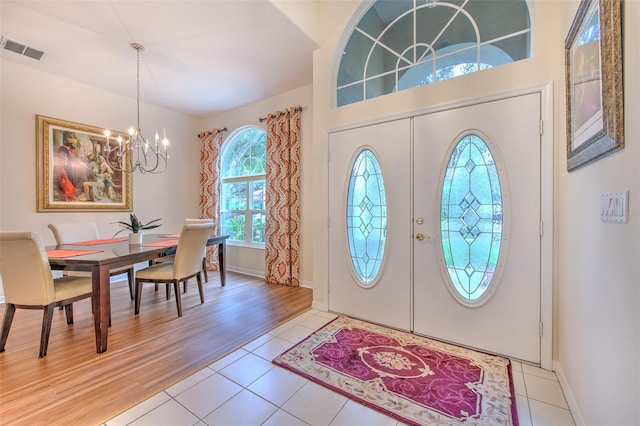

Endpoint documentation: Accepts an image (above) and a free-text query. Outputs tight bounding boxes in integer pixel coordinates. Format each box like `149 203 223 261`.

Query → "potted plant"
113 213 162 245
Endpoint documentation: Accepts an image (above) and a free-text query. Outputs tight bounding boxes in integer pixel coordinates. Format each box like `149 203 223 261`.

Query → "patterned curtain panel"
265 107 301 286
198 129 225 271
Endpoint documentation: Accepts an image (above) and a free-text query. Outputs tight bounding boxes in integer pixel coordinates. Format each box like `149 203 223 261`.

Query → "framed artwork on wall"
36 115 132 212
565 0 624 172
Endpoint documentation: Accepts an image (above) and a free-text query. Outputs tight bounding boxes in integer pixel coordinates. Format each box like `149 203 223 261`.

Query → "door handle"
416 233 426 241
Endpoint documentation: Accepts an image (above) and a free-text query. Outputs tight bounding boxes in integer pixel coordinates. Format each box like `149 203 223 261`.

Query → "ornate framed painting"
565 0 624 171
36 115 132 212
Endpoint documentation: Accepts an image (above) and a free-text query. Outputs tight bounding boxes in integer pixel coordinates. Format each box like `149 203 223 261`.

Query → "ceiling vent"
1 36 45 60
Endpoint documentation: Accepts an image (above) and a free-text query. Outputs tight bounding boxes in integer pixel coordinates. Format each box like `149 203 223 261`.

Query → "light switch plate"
601 191 629 223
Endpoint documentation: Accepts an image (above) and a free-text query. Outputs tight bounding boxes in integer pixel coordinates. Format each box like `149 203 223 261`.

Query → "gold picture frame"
565 0 624 171
36 115 132 212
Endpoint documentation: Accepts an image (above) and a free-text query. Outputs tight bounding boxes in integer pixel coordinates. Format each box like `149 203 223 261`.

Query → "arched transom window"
336 0 531 107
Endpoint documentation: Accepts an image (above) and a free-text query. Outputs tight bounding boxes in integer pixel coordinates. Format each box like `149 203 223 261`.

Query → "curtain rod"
259 106 302 123
197 127 227 138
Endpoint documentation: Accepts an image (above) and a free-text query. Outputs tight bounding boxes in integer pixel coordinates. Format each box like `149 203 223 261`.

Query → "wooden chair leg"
183 280 188 293
202 258 208 283
64 303 74 324
0 304 16 353
196 273 205 304
135 279 143 315
39 304 55 358
165 284 171 300
174 281 183 317
127 268 135 300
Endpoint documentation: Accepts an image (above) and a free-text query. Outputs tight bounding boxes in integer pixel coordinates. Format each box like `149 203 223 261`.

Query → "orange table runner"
159 234 180 238
141 239 179 247
70 238 128 245
47 249 103 259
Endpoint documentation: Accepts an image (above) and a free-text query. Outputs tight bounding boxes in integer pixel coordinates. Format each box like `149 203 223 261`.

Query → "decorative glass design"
440 134 503 304
347 149 387 285
336 0 531 106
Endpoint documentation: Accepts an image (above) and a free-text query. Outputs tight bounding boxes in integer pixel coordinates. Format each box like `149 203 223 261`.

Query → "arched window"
336 0 531 107
220 126 266 246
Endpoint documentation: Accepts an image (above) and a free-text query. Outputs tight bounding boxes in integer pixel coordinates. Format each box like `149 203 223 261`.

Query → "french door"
327 93 543 363
328 119 412 331
412 93 541 363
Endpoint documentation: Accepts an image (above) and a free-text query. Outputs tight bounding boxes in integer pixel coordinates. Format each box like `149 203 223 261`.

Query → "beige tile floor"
105 309 575 426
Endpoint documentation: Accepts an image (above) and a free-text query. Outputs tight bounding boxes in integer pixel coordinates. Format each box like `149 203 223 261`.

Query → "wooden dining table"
47 233 229 354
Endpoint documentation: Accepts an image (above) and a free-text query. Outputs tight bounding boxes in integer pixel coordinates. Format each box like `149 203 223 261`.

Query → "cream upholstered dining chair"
152 218 212 281
150 218 213 300
184 218 213 283
0 232 93 358
48 223 136 299
134 221 214 317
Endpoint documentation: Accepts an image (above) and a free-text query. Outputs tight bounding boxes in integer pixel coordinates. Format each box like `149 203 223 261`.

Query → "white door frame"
322 82 554 369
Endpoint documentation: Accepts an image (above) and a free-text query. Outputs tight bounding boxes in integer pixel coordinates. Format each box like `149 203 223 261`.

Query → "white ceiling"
1 1 358 118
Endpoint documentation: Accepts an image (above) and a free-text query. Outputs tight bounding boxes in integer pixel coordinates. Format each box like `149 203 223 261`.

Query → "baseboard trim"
553 360 585 426
226 267 313 290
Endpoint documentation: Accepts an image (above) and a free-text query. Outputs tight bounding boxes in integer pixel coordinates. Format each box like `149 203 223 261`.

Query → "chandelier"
105 43 168 174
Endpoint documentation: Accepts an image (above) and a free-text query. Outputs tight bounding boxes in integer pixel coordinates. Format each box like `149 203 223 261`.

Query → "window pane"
485 32 531 63
357 0 413 37
337 82 364 107
222 129 266 178
464 0 530 41
379 13 413 56
366 45 403 78
252 212 265 243
365 72 396 100
222 182 247 210
338 31 373 86
221 212 245 241
397 60 435 91
252 180 265 210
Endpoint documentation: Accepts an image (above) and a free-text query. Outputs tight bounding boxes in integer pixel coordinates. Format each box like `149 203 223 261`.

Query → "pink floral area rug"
273 315 518 425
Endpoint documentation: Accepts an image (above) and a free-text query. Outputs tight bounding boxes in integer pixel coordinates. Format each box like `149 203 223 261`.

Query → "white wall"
554 1 640 424
195 84 314 286
312 1 639 424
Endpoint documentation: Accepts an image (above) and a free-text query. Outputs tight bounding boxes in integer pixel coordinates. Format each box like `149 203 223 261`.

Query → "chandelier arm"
105 42 169 174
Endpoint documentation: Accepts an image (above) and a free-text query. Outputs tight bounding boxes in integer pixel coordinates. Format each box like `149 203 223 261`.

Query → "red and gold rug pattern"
273 316 518 425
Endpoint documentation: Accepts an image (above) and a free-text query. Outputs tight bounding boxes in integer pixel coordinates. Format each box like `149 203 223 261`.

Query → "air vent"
1 36 45 61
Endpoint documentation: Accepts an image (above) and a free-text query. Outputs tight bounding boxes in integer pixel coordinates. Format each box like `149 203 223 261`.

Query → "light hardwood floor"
0 272 312 425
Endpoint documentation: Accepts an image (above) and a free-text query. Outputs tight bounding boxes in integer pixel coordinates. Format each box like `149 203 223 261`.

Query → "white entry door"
413 93 542 363
328 119 412 331
327 94 543 363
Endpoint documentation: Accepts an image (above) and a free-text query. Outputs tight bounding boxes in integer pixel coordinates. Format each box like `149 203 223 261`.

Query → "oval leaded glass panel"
440 134 504 305
346 149 387 286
